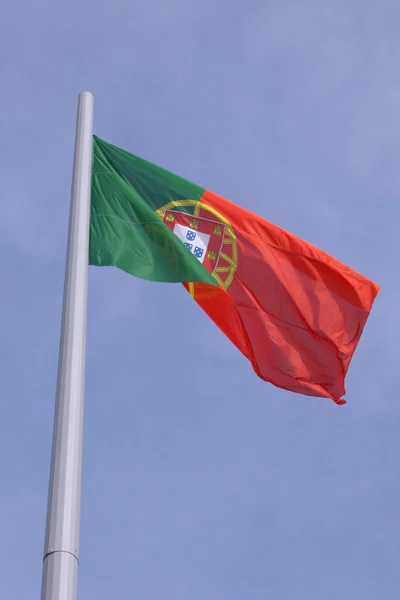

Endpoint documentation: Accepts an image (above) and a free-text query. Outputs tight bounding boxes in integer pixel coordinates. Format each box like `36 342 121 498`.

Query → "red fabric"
186 190 380 404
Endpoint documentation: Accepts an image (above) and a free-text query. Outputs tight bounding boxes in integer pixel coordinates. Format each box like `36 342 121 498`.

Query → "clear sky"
1 1 399 598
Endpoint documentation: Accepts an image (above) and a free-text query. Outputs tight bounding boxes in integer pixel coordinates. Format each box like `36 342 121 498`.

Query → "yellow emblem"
213 224 222 236
155 199 238 295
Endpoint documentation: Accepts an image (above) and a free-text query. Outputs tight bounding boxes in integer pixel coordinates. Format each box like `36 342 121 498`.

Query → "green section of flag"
90 136 217 285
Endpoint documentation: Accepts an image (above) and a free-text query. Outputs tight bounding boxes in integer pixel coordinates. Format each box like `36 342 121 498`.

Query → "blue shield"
186 230 196 242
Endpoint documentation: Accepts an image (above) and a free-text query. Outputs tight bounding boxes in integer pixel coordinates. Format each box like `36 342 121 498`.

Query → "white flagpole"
41 92 93 600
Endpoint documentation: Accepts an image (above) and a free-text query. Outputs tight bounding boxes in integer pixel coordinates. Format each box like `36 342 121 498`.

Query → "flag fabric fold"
90 135 379 404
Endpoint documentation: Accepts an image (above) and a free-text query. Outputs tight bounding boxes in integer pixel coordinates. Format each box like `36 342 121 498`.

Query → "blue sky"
1 1 399 598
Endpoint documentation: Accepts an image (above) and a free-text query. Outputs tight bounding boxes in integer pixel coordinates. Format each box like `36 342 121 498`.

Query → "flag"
90 135 379 404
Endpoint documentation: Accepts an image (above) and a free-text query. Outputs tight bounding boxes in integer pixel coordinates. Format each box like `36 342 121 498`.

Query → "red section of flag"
186 190 380 404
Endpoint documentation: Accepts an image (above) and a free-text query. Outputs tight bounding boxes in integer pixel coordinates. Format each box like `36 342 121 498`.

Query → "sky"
1 1 399 598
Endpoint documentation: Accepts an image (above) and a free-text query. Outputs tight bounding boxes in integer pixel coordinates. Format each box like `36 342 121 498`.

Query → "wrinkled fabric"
90 136 380 404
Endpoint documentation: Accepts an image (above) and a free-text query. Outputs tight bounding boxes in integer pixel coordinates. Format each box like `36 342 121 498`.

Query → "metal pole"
41 92 93 600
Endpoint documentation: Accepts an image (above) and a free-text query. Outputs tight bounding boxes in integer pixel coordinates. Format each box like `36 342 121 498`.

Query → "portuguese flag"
90 136 379 405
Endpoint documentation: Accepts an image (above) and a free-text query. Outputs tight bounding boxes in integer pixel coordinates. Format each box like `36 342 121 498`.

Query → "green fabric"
90 136 217 285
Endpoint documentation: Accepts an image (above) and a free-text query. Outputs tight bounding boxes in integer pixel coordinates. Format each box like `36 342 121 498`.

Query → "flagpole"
41 92 93 600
